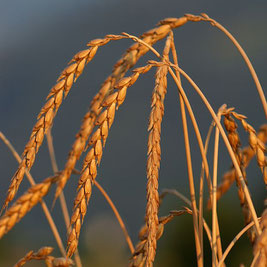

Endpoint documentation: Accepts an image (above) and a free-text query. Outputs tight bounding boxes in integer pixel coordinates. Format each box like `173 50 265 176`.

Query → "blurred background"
0 0 267 266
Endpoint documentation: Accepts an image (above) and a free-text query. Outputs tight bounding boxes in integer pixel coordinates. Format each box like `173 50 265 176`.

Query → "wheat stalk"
253 200 267 267
185 13 267 119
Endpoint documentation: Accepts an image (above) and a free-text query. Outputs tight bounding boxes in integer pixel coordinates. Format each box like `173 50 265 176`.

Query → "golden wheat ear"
145 34 171 267
0 175 58 239
54 17 189 203
67 64 152 258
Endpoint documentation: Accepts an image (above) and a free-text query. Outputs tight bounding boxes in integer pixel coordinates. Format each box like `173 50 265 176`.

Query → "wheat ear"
221 109 256 241
13 247 53 267
145 34 171 267
0 175 58 238
66 64 152 257
2 43 101 211
54 17 188 201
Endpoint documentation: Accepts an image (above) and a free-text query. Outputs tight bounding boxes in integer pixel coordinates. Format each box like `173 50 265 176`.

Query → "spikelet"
13 247 54 267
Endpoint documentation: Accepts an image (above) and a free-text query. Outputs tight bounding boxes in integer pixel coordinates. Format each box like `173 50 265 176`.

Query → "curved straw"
162 189 213 250
199 123 214 257
46 129 82 267
167 64 261 235
94 180 134 254
211 109 223 267
169 34 202 266
185 13 267 119
0 131 66 257
217 218 261 267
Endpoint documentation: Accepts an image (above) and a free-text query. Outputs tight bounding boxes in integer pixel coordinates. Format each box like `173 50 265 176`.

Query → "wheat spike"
222 109 256 243
0 176 58 238
54 17 188 201
2 44 101 210
66 65 152 257
145 35 171 267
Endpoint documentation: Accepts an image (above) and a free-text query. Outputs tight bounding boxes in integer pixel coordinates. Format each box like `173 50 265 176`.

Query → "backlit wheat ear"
0 176 58 238
2 41 102 211
66 65 152 257
13 247 53 267
222 109 256 244
129 209 191 267
233 113 267 184
54 16 188 201
145 34 171 267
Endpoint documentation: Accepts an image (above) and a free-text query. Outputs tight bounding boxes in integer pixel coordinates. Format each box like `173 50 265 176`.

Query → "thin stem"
162 189 213 251
46 129 82 267
185 13 267 119
169 68 224 265
217 218 261 267
209 16 267 119
198 122 214 257
167 65 261 236
94 180 135 254
170 37 203 267
0 131 66 257
211 111 222 267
